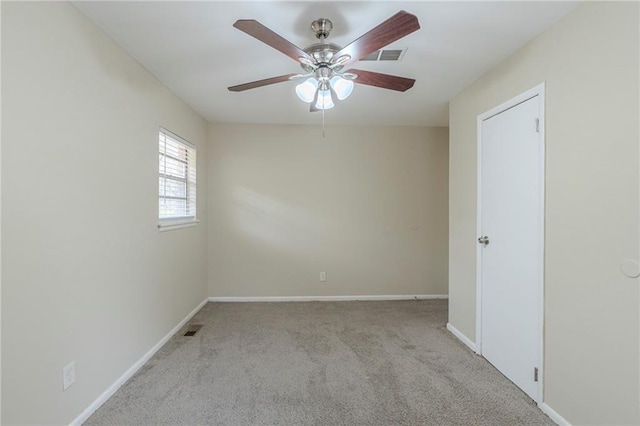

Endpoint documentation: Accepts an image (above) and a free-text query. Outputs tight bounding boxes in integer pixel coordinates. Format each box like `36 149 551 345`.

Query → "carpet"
85 300 553 425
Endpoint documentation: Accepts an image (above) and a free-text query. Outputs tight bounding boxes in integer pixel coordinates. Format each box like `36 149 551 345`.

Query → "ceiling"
74 1 578 127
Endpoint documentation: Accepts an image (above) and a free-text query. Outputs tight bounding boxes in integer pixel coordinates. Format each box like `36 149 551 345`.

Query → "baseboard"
446 323 478 353
208 294 448 302
538 402 571 426
445 325 569 426
70 297 208 426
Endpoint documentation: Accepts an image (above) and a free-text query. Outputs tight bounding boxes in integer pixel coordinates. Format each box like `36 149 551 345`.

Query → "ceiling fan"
227 11 420 111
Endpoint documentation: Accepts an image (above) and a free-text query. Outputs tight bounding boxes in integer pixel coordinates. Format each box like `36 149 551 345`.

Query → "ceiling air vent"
359 48 407 62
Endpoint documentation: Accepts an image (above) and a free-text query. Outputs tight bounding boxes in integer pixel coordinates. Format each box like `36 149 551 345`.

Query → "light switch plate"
63 361 75 391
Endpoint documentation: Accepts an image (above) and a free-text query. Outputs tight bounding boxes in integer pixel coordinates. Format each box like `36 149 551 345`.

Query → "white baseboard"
539 402 571 426
70 298 209 426
208 294 448 302
446 322 478 353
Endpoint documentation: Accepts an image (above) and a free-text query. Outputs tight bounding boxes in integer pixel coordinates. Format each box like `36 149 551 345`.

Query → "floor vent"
359 48 407 62
184 324 203 337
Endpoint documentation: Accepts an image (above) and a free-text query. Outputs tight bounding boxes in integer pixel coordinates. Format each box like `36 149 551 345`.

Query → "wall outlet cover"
63 361 76 391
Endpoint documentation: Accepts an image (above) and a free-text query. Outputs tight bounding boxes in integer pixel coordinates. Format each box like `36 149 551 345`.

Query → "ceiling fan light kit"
295 78 318 103
330 76 354 100
228 11 420 113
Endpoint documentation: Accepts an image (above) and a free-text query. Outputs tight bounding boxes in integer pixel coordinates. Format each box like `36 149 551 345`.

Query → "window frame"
158 127 198 232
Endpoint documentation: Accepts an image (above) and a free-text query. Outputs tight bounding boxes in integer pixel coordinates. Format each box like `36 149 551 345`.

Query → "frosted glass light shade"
315 89 334 110
330 76 354 100
295 78 318 103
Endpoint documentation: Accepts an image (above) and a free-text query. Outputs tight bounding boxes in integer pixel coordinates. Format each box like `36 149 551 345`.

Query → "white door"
478 90 544 402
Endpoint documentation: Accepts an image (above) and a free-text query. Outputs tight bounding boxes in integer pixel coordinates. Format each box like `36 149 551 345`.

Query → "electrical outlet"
320 271 327 282
63 362 76 391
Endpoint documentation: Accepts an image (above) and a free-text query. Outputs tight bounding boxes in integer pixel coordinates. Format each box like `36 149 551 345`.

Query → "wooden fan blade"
228 74 298 92
233 20 314 64
348 69 415 92
334 11 420 66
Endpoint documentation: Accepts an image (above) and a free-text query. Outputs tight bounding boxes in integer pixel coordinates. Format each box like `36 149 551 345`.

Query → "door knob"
478 236 489 246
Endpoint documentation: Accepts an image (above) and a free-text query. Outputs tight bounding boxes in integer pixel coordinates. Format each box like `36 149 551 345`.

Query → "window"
158 128 197 229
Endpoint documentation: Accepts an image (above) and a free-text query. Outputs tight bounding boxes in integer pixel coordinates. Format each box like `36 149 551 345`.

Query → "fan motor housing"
301 42 343 72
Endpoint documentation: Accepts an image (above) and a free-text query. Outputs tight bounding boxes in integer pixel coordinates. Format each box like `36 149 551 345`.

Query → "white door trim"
475 83 546 403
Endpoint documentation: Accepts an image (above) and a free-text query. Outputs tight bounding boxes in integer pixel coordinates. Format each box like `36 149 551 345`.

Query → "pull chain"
321 32 326 138
322 104 326 137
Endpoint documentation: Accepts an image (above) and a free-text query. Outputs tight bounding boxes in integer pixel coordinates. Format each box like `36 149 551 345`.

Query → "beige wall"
448 2 639 424
207 124 448 298
2 3 208 424
0 2 3 421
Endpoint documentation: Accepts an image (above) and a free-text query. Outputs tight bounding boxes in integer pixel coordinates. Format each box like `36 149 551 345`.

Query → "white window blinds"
159 128 196 221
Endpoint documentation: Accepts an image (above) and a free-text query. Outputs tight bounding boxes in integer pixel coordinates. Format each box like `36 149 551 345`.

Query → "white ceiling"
74 1 578 126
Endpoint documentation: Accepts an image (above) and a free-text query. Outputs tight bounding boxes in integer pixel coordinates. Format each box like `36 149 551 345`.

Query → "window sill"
158 219 199 232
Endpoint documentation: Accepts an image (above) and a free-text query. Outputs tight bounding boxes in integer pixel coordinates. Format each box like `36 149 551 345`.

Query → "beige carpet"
86 300 553 425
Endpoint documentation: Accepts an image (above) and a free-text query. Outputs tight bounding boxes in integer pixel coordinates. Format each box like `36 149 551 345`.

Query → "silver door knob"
478 236 489 245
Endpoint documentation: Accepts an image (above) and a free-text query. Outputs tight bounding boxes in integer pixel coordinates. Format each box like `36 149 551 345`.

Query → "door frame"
475 83 546 403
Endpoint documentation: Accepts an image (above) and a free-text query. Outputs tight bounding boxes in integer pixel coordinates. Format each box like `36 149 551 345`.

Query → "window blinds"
159 128 196 220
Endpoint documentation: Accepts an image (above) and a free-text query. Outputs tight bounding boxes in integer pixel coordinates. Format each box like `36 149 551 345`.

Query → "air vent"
360 51 380 61
184 324 203 337
359 48 407 62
